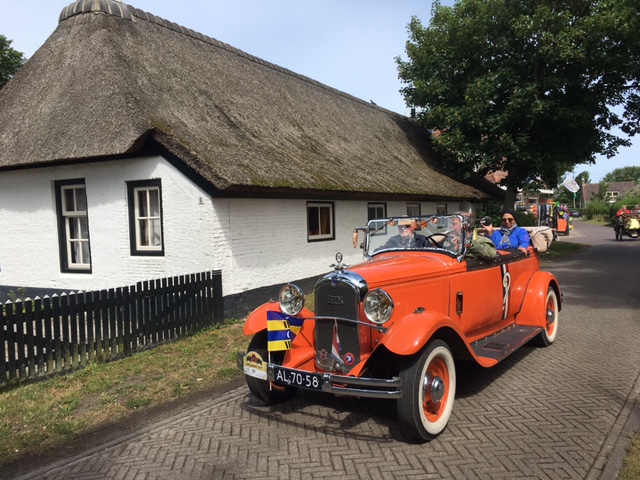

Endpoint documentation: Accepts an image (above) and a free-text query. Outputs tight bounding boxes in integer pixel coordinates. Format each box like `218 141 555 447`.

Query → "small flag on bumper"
266 311 304 351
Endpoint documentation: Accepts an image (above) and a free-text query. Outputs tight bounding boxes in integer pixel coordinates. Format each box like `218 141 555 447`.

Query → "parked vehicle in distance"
570 209 583 218
239 214 561 441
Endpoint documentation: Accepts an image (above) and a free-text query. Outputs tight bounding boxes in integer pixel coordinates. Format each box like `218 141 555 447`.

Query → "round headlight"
364 289 394 324
279 284 305 316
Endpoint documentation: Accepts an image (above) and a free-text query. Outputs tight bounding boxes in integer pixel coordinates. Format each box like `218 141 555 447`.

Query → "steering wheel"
424 233 447 246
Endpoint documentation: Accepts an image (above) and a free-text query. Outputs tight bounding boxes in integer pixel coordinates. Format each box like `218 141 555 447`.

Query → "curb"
588 368 640 479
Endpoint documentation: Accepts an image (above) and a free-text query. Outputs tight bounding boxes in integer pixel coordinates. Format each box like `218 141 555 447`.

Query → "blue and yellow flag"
266 311 304 351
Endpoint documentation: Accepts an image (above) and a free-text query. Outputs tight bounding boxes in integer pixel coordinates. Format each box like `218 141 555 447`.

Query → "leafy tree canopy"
601 166 640 184
0 34 26 89
397 0 640 208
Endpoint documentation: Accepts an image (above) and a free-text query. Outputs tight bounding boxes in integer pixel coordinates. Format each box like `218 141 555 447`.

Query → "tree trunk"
503 176 519 211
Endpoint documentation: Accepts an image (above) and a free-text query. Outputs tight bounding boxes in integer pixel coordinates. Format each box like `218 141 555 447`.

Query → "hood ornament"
330 252 349 273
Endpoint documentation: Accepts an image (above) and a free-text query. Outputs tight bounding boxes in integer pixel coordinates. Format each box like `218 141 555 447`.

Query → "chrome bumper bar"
238 351 402 399
271 364 402 399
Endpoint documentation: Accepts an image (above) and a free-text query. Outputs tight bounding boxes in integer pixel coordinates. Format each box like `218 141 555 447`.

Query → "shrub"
584 199 610 220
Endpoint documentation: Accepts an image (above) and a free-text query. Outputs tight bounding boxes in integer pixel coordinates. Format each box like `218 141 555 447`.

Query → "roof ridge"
58 0 400 116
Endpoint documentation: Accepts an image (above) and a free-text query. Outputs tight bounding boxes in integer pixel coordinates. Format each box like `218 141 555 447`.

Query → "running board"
471 325 542 362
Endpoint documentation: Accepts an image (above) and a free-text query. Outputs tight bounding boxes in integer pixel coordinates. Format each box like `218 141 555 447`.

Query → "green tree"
576 171 591 190
601 166 640 184
397 0 640 209
0 34 26 89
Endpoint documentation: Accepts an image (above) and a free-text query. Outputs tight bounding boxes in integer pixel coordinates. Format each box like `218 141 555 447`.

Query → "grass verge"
0 321 247 469
539 239 588 261
0 237 638 478
620 434 640 480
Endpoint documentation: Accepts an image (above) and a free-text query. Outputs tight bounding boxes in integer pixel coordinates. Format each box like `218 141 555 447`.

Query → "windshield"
365 215 468 258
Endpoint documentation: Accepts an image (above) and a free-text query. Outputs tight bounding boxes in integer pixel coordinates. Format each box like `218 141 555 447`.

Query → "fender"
379 312 466 356
515 271 561 328
243 301 315 336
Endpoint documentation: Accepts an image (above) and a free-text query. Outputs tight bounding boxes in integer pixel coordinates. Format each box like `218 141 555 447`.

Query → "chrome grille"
314 275 363 373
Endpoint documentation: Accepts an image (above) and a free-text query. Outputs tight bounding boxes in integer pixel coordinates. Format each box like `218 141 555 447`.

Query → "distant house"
0 0 500 315
582 182 636 204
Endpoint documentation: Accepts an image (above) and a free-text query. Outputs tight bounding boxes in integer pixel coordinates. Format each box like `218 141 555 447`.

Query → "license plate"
272 366 324 391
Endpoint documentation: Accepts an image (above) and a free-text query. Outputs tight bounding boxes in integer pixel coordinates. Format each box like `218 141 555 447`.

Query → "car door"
448 262 507 335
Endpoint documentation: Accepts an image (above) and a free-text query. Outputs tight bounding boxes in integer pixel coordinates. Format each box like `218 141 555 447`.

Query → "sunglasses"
501 217 515 223
398 225 411 230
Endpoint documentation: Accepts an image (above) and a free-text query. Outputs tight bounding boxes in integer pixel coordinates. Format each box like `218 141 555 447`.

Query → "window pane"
150 219 162 246
138 190 148 217
81 241 90 264
407 203 420 216
79 217 89 238
70 241 81 264
308 207 319 236
320 207 331 234
139 219 149 246
75 188 87 211
149 189 160 217
64 188 75 212
68 218 79 240
307 202 334 241
367 203 385 221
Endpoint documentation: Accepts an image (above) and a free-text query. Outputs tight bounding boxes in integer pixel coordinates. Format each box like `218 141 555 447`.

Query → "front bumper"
237 351 402 399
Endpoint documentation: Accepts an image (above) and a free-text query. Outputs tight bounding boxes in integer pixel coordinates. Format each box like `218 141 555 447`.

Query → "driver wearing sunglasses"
483 209 531 254
379 217 429 250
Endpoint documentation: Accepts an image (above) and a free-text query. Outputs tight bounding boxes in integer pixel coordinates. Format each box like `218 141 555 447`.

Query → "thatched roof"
582 181 635 203
0 0 495 201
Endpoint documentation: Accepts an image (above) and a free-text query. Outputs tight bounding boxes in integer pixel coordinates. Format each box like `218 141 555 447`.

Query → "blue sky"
1 0 636 183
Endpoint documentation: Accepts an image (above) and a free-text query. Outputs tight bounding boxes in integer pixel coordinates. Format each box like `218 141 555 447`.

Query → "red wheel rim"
545 293 557 336
422 355 450 422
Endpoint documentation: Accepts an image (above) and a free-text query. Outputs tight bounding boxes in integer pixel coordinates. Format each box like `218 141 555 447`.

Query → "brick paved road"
9 221 640 480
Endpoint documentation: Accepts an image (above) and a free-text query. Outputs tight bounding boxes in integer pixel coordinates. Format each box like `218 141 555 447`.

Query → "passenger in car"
442 212 497 260
483 210 531 254
616 205 631 217
379 218 430 250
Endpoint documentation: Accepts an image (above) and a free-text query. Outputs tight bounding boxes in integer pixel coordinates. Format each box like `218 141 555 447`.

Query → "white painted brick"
0 157 485 301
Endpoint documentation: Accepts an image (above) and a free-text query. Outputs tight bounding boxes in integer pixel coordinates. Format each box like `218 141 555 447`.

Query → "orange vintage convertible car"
239 213 561 441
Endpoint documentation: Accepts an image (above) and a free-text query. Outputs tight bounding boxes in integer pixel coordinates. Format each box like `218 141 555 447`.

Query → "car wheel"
397 340 456 441
244 330 298 404
530 287 559 347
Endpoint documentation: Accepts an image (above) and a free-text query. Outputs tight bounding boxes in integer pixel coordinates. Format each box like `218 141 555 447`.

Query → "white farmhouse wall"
222 199 483 295
1 155 485 303
222 199 363 295
0 156 219 294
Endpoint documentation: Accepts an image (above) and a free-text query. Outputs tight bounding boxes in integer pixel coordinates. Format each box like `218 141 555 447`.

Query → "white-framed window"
55 179 91 273
406 203 421 216
436 203 447 215
368 202 386 221
127 179 164 255
307 202 334 241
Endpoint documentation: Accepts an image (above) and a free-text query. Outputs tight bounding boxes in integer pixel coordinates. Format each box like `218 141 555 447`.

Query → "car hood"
346 252 465 288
